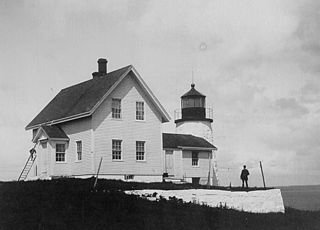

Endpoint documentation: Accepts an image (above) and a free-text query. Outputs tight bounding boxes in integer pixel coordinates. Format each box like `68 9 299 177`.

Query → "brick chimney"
92 58 108 78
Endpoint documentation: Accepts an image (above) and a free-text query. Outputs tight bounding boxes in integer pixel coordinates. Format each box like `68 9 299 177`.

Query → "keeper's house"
25 58 217 184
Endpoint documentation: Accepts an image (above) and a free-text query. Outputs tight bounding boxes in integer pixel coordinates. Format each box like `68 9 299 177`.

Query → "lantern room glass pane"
182 98 205 108
194 98 201 107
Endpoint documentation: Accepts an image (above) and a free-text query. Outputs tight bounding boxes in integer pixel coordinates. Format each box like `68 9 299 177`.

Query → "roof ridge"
61 65 132 92
58 65 133 118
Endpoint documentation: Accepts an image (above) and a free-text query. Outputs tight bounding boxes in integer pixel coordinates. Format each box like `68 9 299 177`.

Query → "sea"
277 185 320 211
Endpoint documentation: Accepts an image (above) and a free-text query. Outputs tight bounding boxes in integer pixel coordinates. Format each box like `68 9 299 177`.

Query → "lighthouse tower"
174 83 218 185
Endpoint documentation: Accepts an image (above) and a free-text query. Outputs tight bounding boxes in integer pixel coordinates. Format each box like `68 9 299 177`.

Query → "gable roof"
33 125 69 143
163 133 217 150
26 65 170 130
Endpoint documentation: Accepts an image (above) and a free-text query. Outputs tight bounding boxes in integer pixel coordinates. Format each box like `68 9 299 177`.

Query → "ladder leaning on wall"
18 143 38 181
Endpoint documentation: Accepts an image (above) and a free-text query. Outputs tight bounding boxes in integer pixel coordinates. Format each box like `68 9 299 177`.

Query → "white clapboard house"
22 58 218 185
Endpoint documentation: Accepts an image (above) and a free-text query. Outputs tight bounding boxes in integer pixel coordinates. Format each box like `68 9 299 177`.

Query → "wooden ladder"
18 148 37 181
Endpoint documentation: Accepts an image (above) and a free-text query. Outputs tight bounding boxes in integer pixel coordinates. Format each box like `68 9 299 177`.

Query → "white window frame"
136 101 145 121
76 141 82 161
112 98 121 119
56 143 66 162
112 139 122 161
192 151 199 167
136 141 146 161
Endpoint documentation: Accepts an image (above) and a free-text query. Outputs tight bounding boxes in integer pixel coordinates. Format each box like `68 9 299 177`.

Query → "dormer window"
112 98 121 119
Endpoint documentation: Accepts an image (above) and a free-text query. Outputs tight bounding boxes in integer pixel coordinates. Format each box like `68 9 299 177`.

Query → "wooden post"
259 161 266 189
93 157 103 189
207 152 212 188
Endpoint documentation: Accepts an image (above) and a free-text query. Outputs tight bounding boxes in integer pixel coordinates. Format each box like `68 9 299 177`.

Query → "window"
124 175 134 180
194 98 202 107
192 151 199 166
112 140 122 160
112 99 121 119
56 144 66 162
136 141 145 161
136 101 144 120
76 141 82 161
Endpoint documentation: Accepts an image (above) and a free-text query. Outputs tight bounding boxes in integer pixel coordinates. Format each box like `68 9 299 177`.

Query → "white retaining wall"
125 189 285 213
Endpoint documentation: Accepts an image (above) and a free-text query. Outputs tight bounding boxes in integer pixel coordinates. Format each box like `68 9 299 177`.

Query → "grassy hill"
0 178 319 230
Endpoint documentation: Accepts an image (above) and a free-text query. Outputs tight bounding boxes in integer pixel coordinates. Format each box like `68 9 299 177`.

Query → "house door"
165 150 174 176
40 141 49 177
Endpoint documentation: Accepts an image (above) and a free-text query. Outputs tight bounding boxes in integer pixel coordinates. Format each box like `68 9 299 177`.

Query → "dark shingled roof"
163 133 217 149
181 83 205 98
41 125 69 139
26 65 131 129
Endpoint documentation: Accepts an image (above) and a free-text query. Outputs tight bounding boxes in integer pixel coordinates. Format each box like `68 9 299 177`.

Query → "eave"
26 111 91 130
177 146 217 151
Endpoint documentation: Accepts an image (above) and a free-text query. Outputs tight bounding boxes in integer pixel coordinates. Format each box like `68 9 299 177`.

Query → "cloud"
132 0 298 56
300 82 320 104
290 0 320 74
295 0 320 55
274 98 309 118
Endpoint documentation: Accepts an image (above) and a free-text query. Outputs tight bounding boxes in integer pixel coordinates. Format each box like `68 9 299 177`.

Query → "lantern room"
174 83 213 123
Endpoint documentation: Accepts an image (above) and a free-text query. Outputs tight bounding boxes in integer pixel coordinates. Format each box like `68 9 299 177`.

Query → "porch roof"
162 133 217 150
41 125 69 139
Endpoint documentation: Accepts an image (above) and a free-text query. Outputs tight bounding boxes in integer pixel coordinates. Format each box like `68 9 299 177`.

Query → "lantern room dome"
181 83 205 98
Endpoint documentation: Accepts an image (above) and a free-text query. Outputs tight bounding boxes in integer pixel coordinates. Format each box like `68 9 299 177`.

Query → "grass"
0 178 319 230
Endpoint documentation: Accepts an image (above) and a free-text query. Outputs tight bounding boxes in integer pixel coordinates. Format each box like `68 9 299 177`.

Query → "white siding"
182 150 212 184
176 120 219 185
35 118 93 178
174 150 184 178
29 72 165 180
49 141 70 176
59 118 93 176
92 73 163 179
176 120 213 144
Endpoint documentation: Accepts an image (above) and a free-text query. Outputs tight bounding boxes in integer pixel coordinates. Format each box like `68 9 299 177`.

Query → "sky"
0 0 319 186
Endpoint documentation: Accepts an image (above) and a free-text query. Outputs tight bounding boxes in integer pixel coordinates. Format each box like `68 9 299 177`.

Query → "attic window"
112 99 121 119
136 101 144 120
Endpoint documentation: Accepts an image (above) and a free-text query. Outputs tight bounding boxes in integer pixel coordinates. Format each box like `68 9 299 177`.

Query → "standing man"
240 165 250 188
